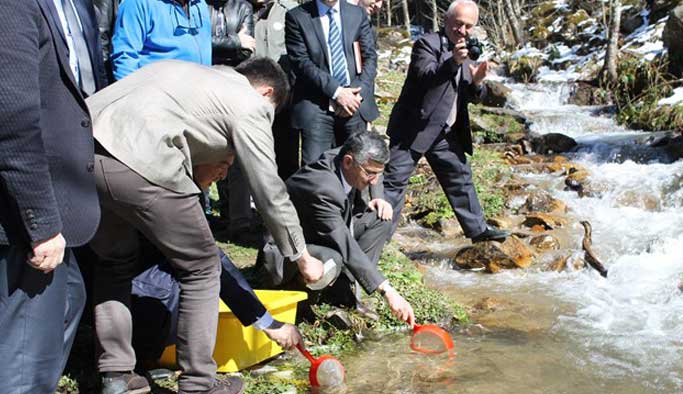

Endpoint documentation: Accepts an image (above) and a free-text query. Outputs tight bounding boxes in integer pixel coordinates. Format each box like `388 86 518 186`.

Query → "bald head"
444 0 479 45
446 0 479 19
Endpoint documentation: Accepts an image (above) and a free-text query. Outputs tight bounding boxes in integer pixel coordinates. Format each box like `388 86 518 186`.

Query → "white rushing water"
428 80 683 391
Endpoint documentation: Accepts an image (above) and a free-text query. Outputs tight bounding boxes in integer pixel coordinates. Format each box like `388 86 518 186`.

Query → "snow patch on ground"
658 87 683 107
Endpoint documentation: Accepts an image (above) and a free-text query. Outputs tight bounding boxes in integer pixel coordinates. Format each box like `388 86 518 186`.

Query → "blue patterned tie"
327 8 349 86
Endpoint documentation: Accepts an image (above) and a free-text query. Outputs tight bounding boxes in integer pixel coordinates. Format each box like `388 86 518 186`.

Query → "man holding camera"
382 0 510 243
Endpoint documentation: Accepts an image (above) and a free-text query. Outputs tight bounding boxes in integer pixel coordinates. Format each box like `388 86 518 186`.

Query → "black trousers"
258 208 390 302
301 111 366 166
273 109 300 181
383 133 487 238
0 246 85 393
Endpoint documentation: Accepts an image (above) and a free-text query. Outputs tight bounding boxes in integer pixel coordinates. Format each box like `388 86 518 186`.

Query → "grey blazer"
86 60 306 259
262 149 386 293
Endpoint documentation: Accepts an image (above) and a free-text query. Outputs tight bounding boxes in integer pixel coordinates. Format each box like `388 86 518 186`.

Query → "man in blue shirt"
111 0 212 80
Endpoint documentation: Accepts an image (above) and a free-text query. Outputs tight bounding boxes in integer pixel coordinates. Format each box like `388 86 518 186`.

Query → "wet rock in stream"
451 236 534 273
522 212 569 230
530 234 561 251
520 190 567 214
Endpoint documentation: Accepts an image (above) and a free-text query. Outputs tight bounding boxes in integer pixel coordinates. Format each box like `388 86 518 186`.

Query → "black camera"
443 35 483 61
466 37 483 61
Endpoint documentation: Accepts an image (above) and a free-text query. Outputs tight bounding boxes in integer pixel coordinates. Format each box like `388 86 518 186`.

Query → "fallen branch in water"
581 220 608 278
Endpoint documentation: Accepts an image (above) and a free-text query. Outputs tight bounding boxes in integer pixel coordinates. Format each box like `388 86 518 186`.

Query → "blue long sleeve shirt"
112 0 212 80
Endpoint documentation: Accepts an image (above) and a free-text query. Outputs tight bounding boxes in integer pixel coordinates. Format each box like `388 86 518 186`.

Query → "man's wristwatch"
378 283 394 296
266 319 284 330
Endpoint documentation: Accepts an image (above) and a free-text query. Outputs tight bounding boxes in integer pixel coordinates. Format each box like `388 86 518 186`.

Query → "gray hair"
446 0 478 18
339 131 389 165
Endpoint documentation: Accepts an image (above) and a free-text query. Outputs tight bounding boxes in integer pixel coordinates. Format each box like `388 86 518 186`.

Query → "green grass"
374 67 406 129
298 242 468 356
612 55 683 131
216 240 259 268
373 243 469 327
471 148 509 218
403 148 509 228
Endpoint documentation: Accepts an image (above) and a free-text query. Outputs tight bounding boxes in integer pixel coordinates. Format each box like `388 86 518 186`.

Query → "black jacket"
207 0 254 66
92 0 119 83
285 0 379 127
285 149 386 293
387 31 485 155
0 0 101 247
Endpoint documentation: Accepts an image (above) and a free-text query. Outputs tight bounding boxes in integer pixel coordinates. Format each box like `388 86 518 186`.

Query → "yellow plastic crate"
159 289 307 372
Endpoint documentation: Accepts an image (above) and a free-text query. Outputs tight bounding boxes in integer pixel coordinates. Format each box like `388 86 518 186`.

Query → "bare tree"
603 0 621 82
386 0 392 26
402 0 410 36
431 0 439 32
503 0 524 47
512 0 523 20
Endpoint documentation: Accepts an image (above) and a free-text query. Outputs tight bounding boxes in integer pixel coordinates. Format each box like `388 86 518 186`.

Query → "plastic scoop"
409 322 455 358
296 343 346 387
306 259 338 291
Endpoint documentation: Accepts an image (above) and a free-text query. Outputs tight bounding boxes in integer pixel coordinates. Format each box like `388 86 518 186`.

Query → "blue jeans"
0 246 85 393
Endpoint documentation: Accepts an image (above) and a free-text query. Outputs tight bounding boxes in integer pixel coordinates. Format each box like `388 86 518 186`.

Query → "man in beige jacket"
86 57 323 394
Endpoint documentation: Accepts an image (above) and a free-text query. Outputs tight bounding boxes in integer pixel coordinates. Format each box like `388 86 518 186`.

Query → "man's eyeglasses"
353 159 383 180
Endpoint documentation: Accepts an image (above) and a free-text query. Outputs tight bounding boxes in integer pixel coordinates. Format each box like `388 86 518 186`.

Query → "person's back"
88 60 272 194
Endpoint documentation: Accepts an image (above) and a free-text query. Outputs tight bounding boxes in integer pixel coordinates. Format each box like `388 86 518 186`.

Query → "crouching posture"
87 57 321 394
259 131 415 325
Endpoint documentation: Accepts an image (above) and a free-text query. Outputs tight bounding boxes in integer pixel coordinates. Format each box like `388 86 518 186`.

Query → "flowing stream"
339 80 683 393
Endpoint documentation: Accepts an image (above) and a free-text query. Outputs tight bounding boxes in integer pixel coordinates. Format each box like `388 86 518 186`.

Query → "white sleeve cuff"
252 311 275 331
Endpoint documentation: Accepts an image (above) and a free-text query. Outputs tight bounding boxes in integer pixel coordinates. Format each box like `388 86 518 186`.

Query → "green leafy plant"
610 54 683 131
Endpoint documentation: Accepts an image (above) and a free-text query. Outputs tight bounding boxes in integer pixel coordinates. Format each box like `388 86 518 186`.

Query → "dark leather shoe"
100 372 151 394
471 226 511 243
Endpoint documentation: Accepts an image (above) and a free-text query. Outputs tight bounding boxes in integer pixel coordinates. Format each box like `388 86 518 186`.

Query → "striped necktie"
61 0 96 95
327 8 349 86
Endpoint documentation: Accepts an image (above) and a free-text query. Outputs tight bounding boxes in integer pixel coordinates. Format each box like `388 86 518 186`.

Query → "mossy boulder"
566 9 590 26
621 4 646 35
663 4 683 77
530 133 577 154
650 0 683 23
569 81 610 106
506 56 543 83
470 105 527 143
482 80 512 107
531 1 563 18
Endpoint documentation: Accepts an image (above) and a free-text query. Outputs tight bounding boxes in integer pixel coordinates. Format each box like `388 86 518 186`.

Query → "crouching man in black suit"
259 131 415 326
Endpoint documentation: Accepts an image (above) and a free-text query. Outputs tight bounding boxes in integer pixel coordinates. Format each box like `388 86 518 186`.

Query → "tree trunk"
503 0 524 47
512 0 522 19
496 0 510 48
603 0 622 83
402 0 410 37
386 0 392 27
431 0 439 32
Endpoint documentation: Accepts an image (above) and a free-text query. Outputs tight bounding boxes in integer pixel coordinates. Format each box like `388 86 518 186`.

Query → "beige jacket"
87 59 305 258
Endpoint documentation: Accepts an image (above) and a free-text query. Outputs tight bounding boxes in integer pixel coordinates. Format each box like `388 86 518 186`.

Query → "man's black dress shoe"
471 226 511 243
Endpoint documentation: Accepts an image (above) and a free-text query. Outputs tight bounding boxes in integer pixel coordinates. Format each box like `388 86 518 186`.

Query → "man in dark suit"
260 131 415 325
286 0 380 165
0 1 104 392
383 0 510 243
